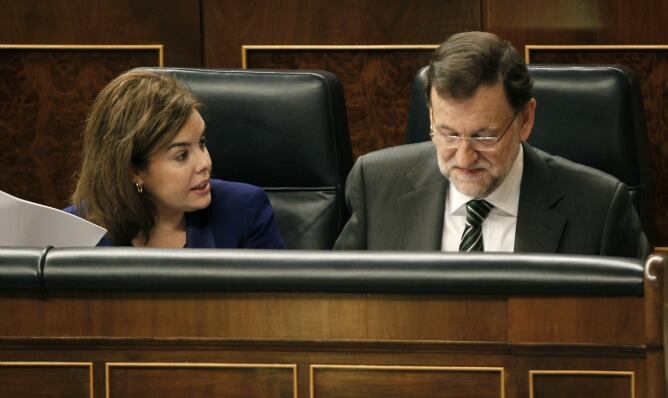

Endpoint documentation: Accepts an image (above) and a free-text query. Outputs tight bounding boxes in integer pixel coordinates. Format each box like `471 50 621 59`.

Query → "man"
334 31 649 259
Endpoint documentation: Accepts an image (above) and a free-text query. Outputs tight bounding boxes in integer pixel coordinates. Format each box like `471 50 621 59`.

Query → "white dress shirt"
442 146 524 252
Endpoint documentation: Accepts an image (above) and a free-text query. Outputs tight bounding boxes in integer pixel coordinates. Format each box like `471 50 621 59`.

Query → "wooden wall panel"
310 365 503 398
0 293 508 341
0 47 161 208
530 371 634 398
204 0 480 156
0 0 202 67
486 0 668 52
107 363 295 398
246 47 434 157
203 0 480 68
0 362 92 398
508 296 645 345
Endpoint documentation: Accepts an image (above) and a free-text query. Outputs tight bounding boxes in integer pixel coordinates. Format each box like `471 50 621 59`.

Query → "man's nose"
454 139 479 167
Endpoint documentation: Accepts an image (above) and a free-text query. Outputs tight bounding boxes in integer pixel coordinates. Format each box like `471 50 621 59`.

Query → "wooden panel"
530 371 634 398
310 365 503 398
508 296 645 345
0 362 92 398
485 0 668 53
203 0 480 68
204 0 481 157
0 340 651 398
0 293 508 342
0 46 161 209
245 46 434 157
525 46 668 246
0 0 202 67
106 363 295 398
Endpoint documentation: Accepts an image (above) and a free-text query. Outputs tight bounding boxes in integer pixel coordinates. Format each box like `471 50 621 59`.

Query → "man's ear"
519 98 537 142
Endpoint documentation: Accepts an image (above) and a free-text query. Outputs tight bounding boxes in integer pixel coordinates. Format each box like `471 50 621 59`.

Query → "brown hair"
426 31 533 111
72 69 198 244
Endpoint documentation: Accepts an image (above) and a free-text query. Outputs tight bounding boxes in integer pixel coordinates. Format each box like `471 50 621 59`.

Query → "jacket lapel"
396 147 448 250
515 143 566 253
185 208 216 248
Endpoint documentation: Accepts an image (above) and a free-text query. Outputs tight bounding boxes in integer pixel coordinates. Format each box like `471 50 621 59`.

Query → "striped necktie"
459 199 494 252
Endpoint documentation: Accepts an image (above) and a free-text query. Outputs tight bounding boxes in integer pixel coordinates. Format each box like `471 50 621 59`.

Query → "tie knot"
465 199 494 228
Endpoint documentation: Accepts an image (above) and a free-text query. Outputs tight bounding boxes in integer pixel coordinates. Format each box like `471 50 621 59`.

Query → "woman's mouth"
192 180 210 191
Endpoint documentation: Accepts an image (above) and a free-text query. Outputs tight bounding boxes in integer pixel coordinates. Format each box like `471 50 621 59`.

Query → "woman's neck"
133 212 187 248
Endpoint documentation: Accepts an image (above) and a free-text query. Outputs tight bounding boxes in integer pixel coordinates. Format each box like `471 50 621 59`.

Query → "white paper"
0 189 107 247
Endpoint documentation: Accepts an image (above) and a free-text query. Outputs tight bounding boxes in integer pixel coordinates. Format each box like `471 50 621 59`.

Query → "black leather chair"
405 65 653 244
0 246 48 292
137 68 353 250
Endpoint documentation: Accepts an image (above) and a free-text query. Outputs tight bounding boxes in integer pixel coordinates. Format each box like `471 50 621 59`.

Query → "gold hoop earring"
135 182 143 194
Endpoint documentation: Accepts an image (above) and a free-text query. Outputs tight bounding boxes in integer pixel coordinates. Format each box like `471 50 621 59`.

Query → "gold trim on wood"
0 44 164 66
310 364 505 398
529 370 635 398
105 362 297 398
241 44 439 69
524 44 668 64
0 361 94 398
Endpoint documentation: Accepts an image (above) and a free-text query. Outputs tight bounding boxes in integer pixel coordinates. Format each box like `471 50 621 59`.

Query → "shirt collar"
448 145 524 217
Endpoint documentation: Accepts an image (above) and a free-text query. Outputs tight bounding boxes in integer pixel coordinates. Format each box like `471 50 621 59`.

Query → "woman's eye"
176 151 188 161
199 136 207 148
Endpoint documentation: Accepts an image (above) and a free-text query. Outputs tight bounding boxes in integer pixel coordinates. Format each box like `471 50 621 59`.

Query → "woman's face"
135 110 212 220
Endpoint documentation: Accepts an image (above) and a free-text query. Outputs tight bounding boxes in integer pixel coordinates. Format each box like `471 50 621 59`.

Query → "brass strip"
241 44 438 69
529 370 635 398
310 364 505 398
525 44 668 64
107 362 296 368
0 44 164 66
0 361 94 398
0 361 92 366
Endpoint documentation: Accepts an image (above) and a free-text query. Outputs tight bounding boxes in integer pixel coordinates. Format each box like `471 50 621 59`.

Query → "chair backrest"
137 68 353 249
404 65 653 243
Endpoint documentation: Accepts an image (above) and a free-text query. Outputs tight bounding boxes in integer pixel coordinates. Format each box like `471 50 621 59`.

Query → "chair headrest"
137 68 353 189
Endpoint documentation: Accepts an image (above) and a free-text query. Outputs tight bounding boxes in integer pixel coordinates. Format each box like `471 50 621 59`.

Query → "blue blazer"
65 179 285 249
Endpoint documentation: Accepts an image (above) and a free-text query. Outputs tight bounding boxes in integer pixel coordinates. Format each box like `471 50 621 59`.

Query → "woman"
66 70 284 248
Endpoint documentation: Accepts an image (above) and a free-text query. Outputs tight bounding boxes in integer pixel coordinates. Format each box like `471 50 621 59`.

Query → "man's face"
429 82 535 198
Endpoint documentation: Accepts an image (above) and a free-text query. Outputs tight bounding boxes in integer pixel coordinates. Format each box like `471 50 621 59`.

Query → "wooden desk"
0 256 664 398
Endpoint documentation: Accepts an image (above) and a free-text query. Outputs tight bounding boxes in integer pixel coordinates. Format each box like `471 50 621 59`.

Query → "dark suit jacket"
334 142 649 259
65 179 285 249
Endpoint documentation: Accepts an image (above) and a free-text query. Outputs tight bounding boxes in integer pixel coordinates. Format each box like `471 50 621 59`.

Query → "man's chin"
450 179 493 198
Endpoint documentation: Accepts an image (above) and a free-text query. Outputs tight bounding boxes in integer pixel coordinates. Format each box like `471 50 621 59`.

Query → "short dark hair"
426 31 533 112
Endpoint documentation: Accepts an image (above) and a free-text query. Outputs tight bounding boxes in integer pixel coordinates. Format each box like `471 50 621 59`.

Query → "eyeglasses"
430 111 519 151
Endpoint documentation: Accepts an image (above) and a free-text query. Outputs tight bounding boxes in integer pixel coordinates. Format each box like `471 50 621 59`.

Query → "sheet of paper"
0 189 107 247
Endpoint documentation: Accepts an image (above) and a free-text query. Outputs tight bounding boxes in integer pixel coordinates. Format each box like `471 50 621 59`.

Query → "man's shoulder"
527 144 621 188
356 142 436 178
361 141 435 163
